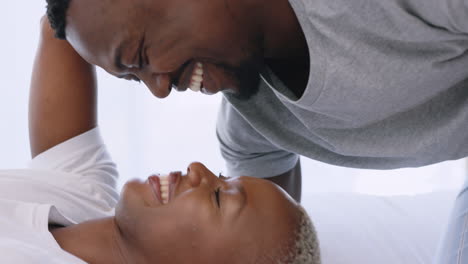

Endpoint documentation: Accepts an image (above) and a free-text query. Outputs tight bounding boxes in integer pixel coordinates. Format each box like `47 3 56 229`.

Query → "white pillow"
302 191 457 264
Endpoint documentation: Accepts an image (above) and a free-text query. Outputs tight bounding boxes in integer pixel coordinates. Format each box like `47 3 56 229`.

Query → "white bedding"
303 191 457 264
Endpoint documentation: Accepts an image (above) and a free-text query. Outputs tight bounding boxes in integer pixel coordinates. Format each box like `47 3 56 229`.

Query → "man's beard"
230 57 262 101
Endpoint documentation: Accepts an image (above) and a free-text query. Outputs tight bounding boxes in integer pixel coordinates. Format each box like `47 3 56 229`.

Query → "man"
45 0 468 202
44 0 468 262
0 17 319 263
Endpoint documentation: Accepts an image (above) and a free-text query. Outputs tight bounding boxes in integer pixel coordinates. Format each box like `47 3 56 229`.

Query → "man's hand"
29 16 97 157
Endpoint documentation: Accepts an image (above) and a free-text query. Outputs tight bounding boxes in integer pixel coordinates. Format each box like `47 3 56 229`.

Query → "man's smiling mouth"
189 62 204 92
173 60 206 93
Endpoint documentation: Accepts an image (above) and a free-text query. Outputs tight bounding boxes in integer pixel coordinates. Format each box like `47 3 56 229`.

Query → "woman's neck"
51 217 128 264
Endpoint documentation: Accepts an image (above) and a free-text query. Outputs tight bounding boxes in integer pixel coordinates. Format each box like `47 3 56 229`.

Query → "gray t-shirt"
217 0 468 177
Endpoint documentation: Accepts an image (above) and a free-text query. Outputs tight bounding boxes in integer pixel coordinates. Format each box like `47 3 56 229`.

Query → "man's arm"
29 17 97 158
266 160 301 203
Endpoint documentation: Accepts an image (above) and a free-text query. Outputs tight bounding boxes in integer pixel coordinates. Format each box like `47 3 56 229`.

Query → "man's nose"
144 73 172 98
187 162 215 188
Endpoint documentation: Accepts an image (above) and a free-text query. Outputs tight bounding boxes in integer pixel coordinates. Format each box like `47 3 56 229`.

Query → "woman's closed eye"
218 174 231 180
215 188 221 208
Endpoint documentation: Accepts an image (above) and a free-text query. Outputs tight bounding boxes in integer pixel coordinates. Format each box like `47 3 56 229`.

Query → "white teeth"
194 68 203 75
189 62 204 92
192 75 203 82
190 82 201 92
159 175 170 204
160 176 168 184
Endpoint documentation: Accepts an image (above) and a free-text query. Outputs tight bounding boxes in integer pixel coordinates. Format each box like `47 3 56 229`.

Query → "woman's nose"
187 162 216 188
144 73 172 98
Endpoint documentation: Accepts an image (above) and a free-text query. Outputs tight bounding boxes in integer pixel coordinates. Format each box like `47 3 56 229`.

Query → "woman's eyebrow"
232 184 247 219
238 185 247 204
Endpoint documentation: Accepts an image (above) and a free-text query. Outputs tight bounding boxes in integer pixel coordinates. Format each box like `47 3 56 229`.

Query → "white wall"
1 3 466 196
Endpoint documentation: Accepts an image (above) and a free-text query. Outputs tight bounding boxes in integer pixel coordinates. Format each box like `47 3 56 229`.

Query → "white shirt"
0 128 118 264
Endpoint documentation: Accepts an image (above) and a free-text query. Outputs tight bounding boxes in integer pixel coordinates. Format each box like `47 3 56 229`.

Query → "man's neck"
227 0 308 59
264 57 310 99
261 0 308 58
260 0 310 97
51 217 128 264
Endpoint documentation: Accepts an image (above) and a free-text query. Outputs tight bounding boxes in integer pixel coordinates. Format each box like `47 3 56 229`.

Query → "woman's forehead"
234 177 298 228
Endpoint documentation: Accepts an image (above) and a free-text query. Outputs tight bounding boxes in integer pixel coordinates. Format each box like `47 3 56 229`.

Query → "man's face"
65 0 262 99
115 162 300 263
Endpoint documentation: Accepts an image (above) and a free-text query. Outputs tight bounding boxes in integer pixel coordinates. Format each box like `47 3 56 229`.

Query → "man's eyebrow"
113 36 145 71
114 43 125 71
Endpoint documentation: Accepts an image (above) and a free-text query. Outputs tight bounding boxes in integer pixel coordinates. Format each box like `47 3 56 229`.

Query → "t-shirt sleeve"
217 97 299 178
29 128 116 175
21 127 119 223
29 127 118 191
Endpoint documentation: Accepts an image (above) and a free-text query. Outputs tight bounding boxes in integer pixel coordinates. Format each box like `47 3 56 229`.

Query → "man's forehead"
66 27 114 67
66 14 122 68
66 0 148 65
69 0 116 14
67 0 132 40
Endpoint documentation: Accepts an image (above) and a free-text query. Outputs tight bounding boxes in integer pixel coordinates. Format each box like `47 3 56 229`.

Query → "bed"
302 191 457 264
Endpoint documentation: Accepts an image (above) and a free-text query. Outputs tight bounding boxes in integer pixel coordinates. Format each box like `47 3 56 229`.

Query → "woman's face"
115 162 300 263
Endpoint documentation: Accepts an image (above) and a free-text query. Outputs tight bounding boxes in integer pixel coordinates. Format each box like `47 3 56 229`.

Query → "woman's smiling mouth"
148 172 181 205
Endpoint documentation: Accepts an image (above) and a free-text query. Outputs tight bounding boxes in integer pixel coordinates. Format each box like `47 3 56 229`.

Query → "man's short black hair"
45 0 71 39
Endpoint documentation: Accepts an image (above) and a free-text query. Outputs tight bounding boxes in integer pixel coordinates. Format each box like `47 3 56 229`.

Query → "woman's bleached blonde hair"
286 205 321 264
254 204 321 264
